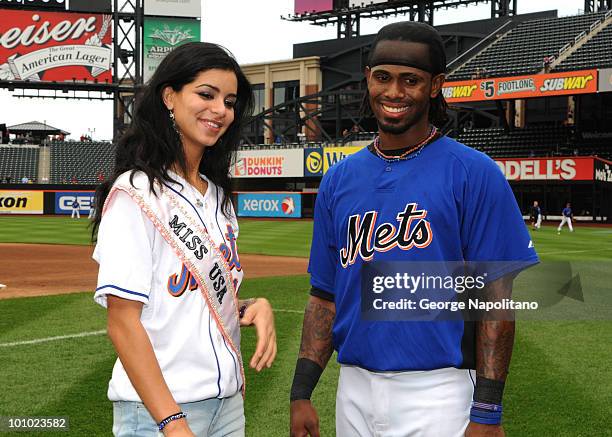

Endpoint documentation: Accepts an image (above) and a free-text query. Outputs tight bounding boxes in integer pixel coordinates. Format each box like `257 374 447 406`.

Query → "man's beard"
378 118 413 135
378 111 425 135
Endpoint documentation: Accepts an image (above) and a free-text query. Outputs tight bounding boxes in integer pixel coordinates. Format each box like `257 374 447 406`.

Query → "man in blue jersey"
557 202 574 234
289 21 538 437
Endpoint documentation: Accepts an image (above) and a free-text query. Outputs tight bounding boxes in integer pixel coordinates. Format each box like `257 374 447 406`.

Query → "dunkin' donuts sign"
0 9 112 82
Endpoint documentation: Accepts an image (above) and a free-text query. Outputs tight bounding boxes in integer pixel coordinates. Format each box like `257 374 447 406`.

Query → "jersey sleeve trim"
94 284 149 308
310 286 335 302
484 256 540 284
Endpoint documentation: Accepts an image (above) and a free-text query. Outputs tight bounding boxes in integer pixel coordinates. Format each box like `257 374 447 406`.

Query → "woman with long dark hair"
92 42 276 437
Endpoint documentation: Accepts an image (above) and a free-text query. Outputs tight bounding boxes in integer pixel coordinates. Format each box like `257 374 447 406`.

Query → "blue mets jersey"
308 136 538 371
562 207 572 217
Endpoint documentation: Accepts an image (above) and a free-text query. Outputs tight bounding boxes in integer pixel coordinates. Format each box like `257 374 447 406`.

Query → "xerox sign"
237 193 302 218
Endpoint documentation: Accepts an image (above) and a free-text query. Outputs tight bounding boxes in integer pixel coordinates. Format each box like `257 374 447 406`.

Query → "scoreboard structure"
286 0 518 38
0 0 200 138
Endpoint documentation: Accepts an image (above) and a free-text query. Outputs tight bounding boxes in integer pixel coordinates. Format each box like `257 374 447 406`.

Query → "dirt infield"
0 243 308 300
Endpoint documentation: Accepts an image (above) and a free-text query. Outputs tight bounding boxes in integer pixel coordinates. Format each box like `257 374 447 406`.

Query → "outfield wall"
0 186 94 215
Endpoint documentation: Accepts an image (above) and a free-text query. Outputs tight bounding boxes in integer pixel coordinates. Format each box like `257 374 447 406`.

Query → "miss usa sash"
104 171 245 394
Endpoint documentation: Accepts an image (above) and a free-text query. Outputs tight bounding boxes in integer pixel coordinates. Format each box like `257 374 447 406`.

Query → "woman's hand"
240 298 277 371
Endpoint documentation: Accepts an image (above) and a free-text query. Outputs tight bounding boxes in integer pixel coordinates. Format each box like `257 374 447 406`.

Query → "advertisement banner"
143 17 200 83
349 0 387 6
0 0 65 10
295 0 334 14
0 10 112 82
69 0 112 13
0 190 43 214
144 0 201 18
494 157 595 181
237 193 302 218
54 191 95 214
304 147 324 177
594 158 612 183
442 70 598 103
232 149 304 178
598 68 612 93
323 146 364 172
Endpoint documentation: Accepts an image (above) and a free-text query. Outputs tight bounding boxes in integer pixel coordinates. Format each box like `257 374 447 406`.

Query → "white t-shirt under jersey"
93 171 244 403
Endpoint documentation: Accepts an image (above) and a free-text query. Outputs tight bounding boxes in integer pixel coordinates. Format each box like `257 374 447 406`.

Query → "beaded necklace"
373 125 438 162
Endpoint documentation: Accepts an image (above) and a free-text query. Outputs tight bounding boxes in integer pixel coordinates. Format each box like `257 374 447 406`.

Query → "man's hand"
290 400 320 437
240 298 277 371
465 422 505 437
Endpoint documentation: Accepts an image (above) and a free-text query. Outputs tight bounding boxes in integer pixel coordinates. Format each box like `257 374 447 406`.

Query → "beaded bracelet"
158 412 186 431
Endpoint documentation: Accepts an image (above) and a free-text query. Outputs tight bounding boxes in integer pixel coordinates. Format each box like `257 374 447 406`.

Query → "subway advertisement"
237 193 301 218
442 69 598 103
0 190 43 214
54 191 95 214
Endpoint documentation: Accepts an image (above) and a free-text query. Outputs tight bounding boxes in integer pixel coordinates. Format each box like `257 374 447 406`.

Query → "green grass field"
0 216 611 436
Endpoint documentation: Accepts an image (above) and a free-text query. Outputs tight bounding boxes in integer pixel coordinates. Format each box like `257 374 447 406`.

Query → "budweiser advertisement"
443 70 598 103
0 9 112 82
495 157 595 181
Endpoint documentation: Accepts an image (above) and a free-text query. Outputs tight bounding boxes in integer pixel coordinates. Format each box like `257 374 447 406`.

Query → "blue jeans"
112 393 245 436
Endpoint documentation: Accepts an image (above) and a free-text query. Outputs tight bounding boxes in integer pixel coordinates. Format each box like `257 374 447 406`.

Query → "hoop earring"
169 109 182 137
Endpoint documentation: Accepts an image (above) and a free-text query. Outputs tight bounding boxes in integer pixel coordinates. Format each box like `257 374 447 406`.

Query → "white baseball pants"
336 365 474 437
557 217 573 232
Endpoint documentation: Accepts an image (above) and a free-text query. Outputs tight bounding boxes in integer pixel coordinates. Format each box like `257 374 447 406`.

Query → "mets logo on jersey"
339 203 432 267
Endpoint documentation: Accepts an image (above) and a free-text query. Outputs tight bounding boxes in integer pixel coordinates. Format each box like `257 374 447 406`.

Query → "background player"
557 202 574 234
70 198 80 219
92 43 276 436
290 22 538 437
530 200 542 230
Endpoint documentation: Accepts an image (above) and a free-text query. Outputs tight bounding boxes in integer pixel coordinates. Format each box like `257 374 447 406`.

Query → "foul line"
0 309 305 348
0 330 106 348
274 308 303 314
538 247 612 256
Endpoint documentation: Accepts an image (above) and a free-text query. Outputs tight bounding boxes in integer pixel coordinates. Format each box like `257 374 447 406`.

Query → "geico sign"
59 195 92 209
496 159 577 181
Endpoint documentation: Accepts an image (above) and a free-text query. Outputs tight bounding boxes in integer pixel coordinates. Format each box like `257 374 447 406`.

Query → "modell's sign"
0 10 112 82
443 70 598 103
495 157 594 181
0 0 65 10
